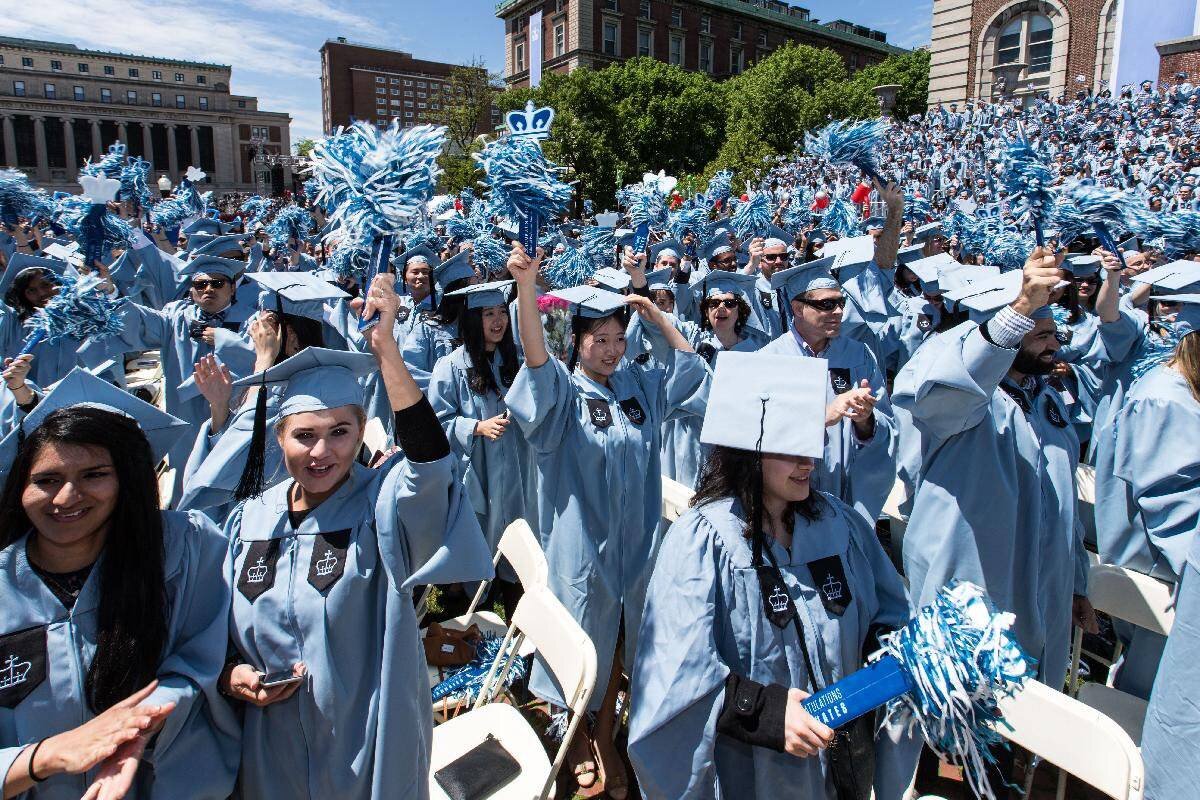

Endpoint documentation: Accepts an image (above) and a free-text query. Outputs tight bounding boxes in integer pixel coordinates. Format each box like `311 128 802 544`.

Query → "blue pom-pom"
430 633 528 704
0 169 54 223
1061 181 1142 231
25 273 125 347
265 205 314 250
239 196 273 226
805 119 887 182
731 192 772 240
667 205 710 241
542 243 596 289
471 234 510 278
988 230 1035 271
475 136 573 224
819 195 860 239
1001 134 1055 236
621 180 668 234
705 170 734 206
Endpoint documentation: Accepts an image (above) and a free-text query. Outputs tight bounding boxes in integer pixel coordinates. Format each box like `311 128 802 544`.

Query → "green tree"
436 59 502 194
293 137 317 158
847 49 932 121
498 58 727 209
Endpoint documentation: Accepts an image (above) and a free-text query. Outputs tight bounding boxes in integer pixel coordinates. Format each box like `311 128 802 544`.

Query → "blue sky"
0 0 932 143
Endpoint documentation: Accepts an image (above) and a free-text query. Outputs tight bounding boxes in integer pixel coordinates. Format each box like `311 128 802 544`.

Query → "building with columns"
0 36 293 196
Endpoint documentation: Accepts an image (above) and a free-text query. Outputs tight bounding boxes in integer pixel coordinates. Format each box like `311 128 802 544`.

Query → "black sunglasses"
706 298 740 310
796 296 847 312
191 278 229 291
711 255 737 267
761 252 788 262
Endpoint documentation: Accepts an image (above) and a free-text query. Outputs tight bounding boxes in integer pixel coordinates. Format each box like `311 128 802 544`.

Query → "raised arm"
872 180 904 270
508 243 549 369
363 273 423 412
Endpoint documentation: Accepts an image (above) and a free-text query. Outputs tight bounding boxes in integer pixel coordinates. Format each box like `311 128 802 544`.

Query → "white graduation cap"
822 235 875 270
699 352 828 458
1130 259 1200 291
549 285 629 318
592 267 631 292
447 279 515 309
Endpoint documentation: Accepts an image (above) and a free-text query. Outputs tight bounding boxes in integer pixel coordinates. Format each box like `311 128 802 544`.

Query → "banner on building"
530 10 543 88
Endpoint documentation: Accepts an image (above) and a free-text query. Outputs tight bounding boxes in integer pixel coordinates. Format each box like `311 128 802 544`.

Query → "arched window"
994 13 1053 74
976 1 1068 101
1094 0 1119 93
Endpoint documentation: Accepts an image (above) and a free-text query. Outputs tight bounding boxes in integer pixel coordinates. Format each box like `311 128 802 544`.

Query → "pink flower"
537 294 570 313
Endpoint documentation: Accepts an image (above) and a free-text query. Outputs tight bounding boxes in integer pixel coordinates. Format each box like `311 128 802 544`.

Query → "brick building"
1158 35 1200 86
496 0 906 89
319 38 499 136
0 36 292 195
928 0 1121 106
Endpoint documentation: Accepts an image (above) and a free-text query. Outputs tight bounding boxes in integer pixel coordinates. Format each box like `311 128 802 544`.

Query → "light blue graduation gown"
839 261 901 373
627 494 911 800
1054 310 1111 443
400 317 459 393
225 453 492 800
428 346 538 569
0 512 240 799
107 242 188 310
507 351 710 707
761 331 897 524
893 321 1086 686
1084 303 1151 463
1140 541 1200 800
890 296 941 372
396 296 433 344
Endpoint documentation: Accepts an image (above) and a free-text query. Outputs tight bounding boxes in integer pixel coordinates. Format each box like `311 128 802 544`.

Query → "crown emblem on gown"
822 573 844 602
506 100 554 142
315 550 338 577
768 584 790 615
247 557 268 584
0 655 31 690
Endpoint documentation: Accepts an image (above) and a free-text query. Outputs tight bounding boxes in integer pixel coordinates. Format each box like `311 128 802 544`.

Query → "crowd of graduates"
0 74 1196 800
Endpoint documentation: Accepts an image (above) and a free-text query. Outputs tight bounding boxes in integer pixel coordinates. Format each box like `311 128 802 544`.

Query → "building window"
80 63 91 73
554 22 566 57
669 34 683 65
44 83 56 99
699 14 711 34
603 0 618 10
152 70 162 80
199 96 208 110
152 92 162 106
391 99 401 106
389 77 399 84
405 90 413 97
51 60 62 71
733 22 742 40
637 27 652 57
699 41 712 73
418 102 427 109
671 6 683 26
405 100 413 107
417 91 426 98
129 67 139 78
730 46 744 74
100 88 112 103
21 57 33 68
556 0 566 10
252 126 269 139
175 94 185 108
757 31 767 47
376 87 386 94
73 85 84 101
405 111 414 118
603 21 619 56
174 72 184 82
514 40 526 72
376 75 385 83
13 81 25 97
237 99 246 108
404 79 413 86
417 81 426 87
126 89 137 103
848 52 859 71
639 0 651 19
390 88 398 95
194 74 206 85
992 9 1056 88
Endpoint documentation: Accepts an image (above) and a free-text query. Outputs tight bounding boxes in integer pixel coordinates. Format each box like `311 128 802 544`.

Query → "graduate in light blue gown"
428 279 537 595
82 254 257 500
505 243 710 796
0 254 94 389
178 271 346 521
1093 294 1200 700
221 275 491 800
628 351 911 800
761 258 897 524
893 253 1095 692
1141 532 1200 800
0 369 239 800
400 249 476 392
395 246 436 344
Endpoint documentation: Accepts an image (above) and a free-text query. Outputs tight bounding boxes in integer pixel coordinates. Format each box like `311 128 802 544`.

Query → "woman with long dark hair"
219 273 491 799
506 243 710 797
628 353 910 800
428 281 535 612
0 372 239 800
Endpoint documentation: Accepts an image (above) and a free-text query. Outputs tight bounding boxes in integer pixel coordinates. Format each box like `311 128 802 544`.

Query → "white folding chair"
157 466 176 510
1077 463 1097 544
1068 562 1175 746
429 586 598 800
361 416 391 463
661 475 693 522
917 680 1144 800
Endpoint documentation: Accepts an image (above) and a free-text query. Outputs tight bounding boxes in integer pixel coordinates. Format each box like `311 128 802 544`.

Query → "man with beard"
892 247 1096 691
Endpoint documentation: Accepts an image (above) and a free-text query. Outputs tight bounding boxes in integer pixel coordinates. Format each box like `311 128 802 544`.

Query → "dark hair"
700 293 750 335
6 268 57 320
0 407 167 713
567 308 631 372
460 301 519 396
691 444 823 528
1054 280 1085 324
274 312 325 365
430 277 471 327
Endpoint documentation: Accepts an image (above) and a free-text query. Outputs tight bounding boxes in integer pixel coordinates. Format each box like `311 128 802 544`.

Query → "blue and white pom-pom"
1139 209 1200 258
475 135 572 252
0 169 54 225
667 204 710 242
805 118 888 185
819 194 860 239
620 179 669 252
1061 181 1144 267
988 230 1035 272
430 633 528 704
581 225 617 270
706 169 734 207
1001 132 1055 245
429 195 456 217
265 205 314 251
542 243 597 289
79 142 126 180
54 190 136 267
327 234 372 281
22 272 125 354
731 192 772 240
471 234 511 278
239 196 272 228
903 189 932 226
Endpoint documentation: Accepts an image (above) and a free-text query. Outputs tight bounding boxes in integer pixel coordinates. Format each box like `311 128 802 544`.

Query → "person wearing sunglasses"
761 259 896 526
81 255 256 503
743 231 795 340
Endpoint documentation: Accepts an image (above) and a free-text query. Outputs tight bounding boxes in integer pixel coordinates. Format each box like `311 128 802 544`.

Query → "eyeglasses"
711 256 737 267
761 252 788 262
796 296 847 312
191 278 228 291
706 298 740 310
